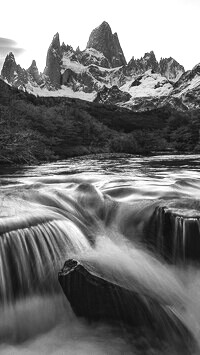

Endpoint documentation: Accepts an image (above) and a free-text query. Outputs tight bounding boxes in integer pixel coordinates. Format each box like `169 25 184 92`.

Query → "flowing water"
1 154 200 354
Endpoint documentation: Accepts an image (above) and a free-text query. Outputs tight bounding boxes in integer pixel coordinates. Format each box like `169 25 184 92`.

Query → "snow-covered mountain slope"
25 84 96 101
116 70 173 111
120 70 173 98
94 63 200 112
95 70 173 108
119 63 200 111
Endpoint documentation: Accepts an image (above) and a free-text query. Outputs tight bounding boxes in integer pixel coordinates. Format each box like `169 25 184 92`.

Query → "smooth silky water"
1 154 200 354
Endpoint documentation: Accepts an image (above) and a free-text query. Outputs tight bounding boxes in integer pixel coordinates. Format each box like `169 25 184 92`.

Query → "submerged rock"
58 259 196 354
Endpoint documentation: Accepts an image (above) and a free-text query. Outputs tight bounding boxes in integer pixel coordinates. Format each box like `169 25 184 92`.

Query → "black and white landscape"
1 2 200 354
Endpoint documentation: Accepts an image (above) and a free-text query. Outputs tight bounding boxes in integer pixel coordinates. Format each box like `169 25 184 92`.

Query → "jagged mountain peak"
61 43 74 53
29 59 37 68
173 62 200 91
142 51 158 72
160 56 172 61
98 21 111 29
86 21 126 68
126 51 159 76
0 22 194 111
1 53 28 89
143 51 156 58
1 52 17 82
159 57 184 81
44 33 62 88
51 32 60 49
191 62 200 74
5 52 16 62
126 52 184 82
27 60 41 85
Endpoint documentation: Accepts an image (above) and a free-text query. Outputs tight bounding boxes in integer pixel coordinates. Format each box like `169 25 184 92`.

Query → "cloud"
0 37 25 56
0 58 4 67
0 37 17 47
0 46 25 55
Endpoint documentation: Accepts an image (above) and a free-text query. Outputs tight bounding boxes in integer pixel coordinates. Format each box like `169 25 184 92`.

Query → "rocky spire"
44 33 61 88
27 60 41 84
142 51 159 72
1 52 28 87
1 52 17 82
86 21 126 68
126 51 159 76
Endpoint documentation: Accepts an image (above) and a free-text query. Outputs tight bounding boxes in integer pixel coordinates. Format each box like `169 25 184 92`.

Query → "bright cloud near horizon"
0 0 199 72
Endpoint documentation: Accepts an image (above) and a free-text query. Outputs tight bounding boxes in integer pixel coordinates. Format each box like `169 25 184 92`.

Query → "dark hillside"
0 79 199 164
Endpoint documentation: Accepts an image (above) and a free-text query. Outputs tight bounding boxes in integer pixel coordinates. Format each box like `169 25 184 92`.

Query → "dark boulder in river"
58 259 197 354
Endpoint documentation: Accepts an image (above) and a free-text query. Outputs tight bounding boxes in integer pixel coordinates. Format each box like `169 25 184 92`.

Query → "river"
1 154 200 354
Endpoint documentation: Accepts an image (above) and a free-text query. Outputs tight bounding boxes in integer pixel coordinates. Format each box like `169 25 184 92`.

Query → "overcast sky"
0 0 199 72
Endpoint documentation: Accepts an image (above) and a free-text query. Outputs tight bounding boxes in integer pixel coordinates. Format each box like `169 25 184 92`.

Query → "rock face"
59 259 196 354
147 200 200 262
87 21 126 68
27 60 41 85
126 51 159 76
1 52 17 82
78 48 110 68
126 52 184 82
174 63 200 92
94 85 131 104
166 63 200 110
44 33 61 88
160 57 184 81
1 53 43 90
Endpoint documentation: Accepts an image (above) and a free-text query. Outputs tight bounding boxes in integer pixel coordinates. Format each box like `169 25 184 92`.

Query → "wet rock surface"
59 259 196 354
147 200 200 262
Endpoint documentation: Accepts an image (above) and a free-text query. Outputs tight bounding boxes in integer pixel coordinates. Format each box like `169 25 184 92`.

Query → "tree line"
0 80 200 164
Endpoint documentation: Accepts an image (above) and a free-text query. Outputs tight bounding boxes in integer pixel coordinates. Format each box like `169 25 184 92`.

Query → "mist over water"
1 154 200 354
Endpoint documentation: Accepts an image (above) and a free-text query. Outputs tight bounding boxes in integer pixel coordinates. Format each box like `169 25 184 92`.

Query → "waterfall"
0 172 200 354
0 188 95 303
147 203 200 263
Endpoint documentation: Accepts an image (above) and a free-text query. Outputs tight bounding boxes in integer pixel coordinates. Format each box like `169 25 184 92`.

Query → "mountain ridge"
1 21 200 111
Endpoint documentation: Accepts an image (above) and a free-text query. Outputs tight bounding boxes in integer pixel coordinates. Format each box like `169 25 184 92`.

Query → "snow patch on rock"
26 83 96 101
120 70 173 98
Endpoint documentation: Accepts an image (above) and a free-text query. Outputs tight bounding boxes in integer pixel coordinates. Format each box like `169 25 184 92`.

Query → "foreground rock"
59 259 196 354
